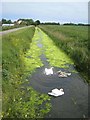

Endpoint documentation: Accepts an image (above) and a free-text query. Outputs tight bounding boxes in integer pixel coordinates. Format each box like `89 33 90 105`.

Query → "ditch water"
28 29 88 118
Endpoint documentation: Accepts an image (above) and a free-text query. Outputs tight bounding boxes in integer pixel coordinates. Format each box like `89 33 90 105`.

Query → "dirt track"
0 26 33 35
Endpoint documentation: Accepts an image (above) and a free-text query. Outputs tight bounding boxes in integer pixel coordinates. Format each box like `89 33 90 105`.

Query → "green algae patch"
23 28 44 75
39 29 74 68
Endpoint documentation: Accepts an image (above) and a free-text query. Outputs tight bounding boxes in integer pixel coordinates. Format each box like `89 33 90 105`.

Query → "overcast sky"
1 2 88 23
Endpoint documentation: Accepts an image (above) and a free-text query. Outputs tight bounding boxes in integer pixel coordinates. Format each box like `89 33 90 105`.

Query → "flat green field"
39 25 89 83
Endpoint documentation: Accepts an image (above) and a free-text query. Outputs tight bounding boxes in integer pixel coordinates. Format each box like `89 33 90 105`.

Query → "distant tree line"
1 18 40 26
1 18 90 26
2 19 13 24
16 19 40 26
41 22 60 25
63 22 90 26
1 18 60 26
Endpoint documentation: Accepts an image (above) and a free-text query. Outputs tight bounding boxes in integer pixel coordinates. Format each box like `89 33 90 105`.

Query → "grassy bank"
2 27 51 118
39 25 89 83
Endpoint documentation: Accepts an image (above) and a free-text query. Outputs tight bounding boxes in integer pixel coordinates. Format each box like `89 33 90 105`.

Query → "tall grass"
2 27 51 118
39 25 89 83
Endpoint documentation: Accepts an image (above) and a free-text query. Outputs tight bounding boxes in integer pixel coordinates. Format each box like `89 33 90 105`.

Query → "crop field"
39 25 89 83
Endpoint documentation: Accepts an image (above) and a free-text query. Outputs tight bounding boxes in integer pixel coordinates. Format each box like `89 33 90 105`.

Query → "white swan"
48 88 64 97
44 67 54 75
